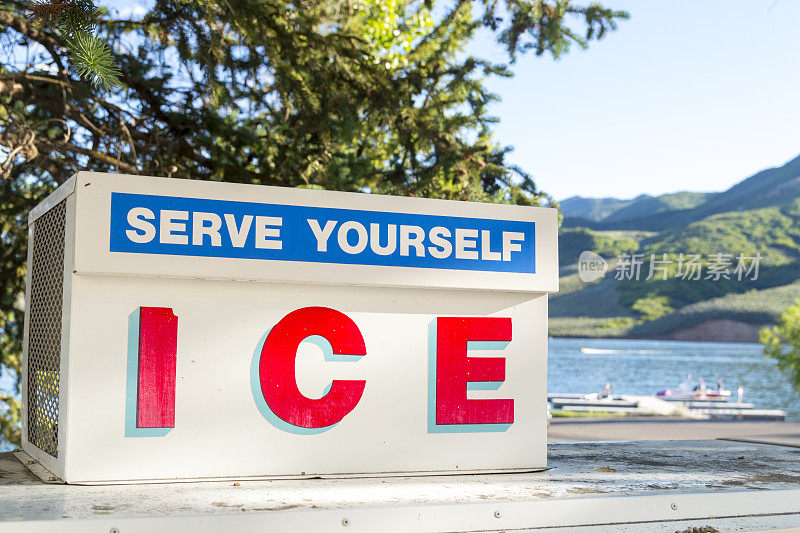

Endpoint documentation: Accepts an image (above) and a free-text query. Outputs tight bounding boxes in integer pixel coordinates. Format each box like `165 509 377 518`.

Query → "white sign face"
22 172 558 483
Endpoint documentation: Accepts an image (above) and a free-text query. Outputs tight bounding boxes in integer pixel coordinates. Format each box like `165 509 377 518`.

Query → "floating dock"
548 393 787 420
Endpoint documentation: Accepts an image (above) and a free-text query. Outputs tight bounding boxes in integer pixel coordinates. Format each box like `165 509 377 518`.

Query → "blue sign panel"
109 193 535 273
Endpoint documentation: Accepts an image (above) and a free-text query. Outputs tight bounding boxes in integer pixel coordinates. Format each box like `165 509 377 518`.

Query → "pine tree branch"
61 143 139 173
21 0 122 89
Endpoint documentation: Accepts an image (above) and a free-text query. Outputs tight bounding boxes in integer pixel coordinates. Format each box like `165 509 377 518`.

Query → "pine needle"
28 0 121 89
67 32 121 89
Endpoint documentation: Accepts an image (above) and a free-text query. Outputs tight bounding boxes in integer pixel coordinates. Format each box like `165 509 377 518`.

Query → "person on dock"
600 382 613 399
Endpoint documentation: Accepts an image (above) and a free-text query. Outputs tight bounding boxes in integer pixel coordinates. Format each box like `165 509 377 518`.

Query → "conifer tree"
0 0 627 446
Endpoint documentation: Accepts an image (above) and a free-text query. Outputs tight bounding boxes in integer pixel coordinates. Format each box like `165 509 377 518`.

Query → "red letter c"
259 307 366 429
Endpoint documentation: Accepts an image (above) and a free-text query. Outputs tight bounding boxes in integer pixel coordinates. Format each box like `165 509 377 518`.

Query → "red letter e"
435 317 513 426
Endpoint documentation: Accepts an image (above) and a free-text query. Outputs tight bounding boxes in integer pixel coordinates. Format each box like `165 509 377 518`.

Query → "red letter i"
136 307 178 428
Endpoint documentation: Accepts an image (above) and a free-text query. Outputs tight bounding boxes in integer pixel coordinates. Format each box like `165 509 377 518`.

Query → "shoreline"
549 333 764 345
549 318 770 343
548 416 800 445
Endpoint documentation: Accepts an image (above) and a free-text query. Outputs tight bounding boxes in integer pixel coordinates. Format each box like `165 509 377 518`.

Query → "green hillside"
551 154 800 340
558 228 641 266
604 192 712 223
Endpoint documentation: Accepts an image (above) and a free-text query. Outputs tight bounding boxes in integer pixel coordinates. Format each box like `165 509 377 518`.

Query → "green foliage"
548 277 800 338
28 0 121 88
630 293 673 321
643 203 800 264
617 280 800 338
550 409 629 418
760 301 800 394
0 394 21 445
550 275 633 318
354 0 434 70
548 316 635 338
66 31 120 89
611 200 800 310
597 316 636 329
492 0 628 59
0 0 628 447
558 227 638 265
29 0 97 33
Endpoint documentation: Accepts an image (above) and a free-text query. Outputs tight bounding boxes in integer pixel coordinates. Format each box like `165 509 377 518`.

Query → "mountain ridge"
560 154 800 231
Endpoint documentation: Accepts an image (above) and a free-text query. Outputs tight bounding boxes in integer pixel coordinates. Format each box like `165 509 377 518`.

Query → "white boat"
580 348 670 355
656 377 731 401
657 388 731 401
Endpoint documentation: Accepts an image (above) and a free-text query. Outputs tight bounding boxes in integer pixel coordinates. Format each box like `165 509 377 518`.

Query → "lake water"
549 338 799 420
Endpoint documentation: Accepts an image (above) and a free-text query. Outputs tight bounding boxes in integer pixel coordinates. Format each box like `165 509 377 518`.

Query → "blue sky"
471 0 800 200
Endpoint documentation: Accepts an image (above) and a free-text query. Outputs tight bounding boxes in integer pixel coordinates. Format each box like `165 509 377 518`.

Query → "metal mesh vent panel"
26 200 66 457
